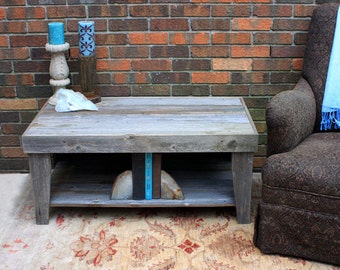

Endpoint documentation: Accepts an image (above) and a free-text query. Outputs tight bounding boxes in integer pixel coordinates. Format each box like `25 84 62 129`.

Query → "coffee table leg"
232 152 253 224
28 154 52 225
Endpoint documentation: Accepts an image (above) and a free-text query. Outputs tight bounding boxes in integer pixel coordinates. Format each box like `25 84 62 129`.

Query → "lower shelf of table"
50 154 235 208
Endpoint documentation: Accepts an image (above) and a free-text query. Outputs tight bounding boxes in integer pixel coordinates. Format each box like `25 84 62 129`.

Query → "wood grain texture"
22 97 259 224
22 97 258 154
28 154 52 224
232 152 253 224
50 158 234 207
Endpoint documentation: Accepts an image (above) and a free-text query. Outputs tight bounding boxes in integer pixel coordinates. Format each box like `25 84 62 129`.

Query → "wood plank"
49 156 235 208
29 153 52 225
152 153 161 199
22 97 258 154
232 152 253 224
132 153 145 200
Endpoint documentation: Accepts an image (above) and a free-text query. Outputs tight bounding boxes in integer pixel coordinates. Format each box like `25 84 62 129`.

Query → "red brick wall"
0 0 331 172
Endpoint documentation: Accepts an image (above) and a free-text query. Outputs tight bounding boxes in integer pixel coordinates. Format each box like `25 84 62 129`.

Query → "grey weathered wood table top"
22 96 258 225
22 97 258 154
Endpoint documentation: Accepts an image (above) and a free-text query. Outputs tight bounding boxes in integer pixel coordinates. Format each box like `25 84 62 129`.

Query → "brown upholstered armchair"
254 3 340 266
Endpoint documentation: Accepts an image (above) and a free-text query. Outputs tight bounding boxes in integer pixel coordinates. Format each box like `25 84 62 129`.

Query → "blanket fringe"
320 109 340 130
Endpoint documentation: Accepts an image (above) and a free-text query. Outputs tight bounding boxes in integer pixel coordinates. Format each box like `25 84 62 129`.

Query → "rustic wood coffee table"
22 97 258 225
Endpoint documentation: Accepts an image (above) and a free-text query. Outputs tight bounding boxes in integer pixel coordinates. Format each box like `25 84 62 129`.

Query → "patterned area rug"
0 174 337 270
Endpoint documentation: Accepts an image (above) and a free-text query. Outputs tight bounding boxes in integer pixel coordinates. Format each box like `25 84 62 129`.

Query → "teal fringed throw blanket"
321 8 340 130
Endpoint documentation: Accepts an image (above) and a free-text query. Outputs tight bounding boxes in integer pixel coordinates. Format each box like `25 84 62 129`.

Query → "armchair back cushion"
302 3 338 132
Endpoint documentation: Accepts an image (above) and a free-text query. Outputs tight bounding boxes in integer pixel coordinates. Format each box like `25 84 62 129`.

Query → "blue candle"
48 22 65 45
78 21 95 56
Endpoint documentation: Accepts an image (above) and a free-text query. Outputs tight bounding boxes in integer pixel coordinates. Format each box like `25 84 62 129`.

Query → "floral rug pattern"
0 175 338 270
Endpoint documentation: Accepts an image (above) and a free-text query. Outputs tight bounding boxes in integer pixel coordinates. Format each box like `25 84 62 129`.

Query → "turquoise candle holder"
48 22 65 45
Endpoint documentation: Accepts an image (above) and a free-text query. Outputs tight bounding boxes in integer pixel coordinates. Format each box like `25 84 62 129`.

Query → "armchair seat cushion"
256 132 340 265
262 133 340 215
255 202 340 266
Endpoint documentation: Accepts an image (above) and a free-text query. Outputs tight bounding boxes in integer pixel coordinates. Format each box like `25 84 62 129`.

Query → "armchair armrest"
266 77 316 156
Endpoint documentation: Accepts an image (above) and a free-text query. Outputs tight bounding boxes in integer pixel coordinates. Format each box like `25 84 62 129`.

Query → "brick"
0 48 29 60
192 72 230 84
231 46 270 58
0 136 20 147
151 19 189 31
47 6 85 18
129 33 168 45
172 59 210 71
10 35 47 47
0 112 19 123
249 108 266 121
0 8 4 19
96 33 127 45
294 32 308 45
132 85 170 96
96 59 130 71
1 147 27 158
113 72 151 84
212 33 251 44
0 87 16 98
31 48 50 60
244 97 268 108
20 111 38 123
151 46 189 58
110 46 149 58
253 59 291 71
0 159 29 172
0 21 26 33
94 47 110 59
130 5 169 17
7 7 45 19
232 18 272 31
0 99 37 110
273 19 311 31
0 74 34 86
253 5 292 17
0 61 12 73
68 0 106 4
67 19 107 33
14 61 50 72
271 72 301 84
16 86 52 98
0 36 8 47
212 5 250 17
294 5 316 17
170 33 210 45
171 5 210 17
27 0 65 4
1 123 29 135
34 74 52 85
191 46 229 58
254 33 292 44
0 0 25 6
109 19 148 31
212 85 249 96
271 45 305 58
292 58 304 71
151 72 190 84
97 85 131 97
213 59 252 71
131 60 171 71
191 19 230 31
88 5 127 17
231 72 269 84
253 157 266 169
172 85 210 96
